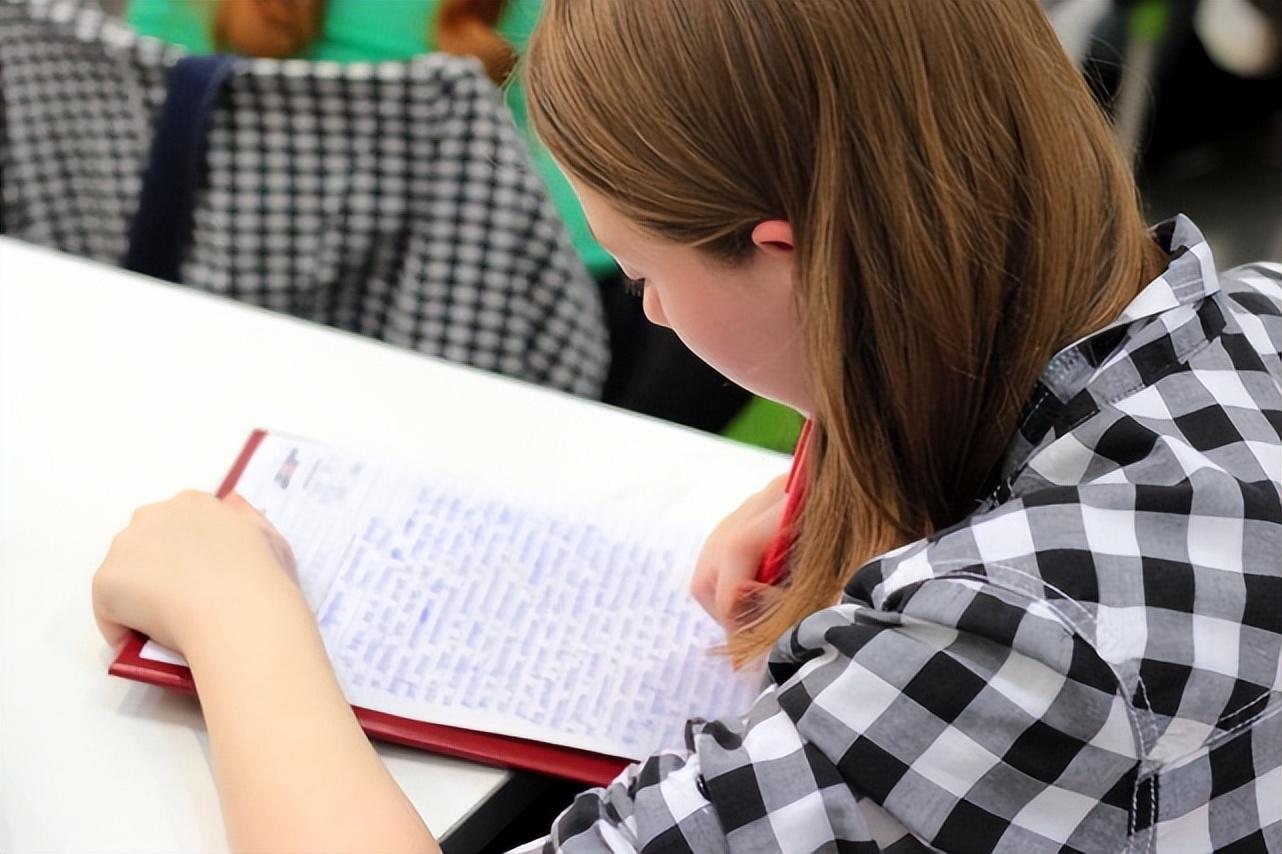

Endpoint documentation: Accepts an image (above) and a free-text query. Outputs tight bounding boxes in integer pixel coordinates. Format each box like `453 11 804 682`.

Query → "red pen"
755 419 812 586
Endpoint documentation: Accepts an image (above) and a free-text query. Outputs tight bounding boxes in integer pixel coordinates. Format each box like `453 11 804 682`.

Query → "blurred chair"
0 0 608 397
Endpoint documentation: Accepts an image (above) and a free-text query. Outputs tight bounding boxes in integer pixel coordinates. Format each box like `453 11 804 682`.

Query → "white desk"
0 238 789 852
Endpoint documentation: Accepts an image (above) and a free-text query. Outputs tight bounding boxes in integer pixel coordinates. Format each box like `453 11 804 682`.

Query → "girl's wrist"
180 572 318 674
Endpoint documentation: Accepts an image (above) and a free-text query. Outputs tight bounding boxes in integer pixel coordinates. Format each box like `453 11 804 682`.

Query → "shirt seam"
889 561 1159 851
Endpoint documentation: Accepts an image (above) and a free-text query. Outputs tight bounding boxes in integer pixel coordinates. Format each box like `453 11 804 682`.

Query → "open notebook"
111 430 765 786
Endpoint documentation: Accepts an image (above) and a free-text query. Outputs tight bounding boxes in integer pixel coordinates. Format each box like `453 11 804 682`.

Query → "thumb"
222 491 265 520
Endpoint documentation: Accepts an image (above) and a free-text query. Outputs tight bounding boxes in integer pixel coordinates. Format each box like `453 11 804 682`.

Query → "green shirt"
126 0 616 277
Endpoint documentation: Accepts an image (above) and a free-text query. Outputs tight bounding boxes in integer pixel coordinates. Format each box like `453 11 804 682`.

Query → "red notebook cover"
109 429 630 788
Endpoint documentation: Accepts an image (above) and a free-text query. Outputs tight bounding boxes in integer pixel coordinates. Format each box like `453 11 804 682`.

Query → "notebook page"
143 433 764 760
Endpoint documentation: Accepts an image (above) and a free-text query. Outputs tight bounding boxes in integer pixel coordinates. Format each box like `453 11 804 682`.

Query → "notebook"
110 430 766 786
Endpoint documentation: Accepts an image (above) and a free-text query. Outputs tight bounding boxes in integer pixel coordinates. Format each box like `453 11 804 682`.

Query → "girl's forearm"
184 591 440 853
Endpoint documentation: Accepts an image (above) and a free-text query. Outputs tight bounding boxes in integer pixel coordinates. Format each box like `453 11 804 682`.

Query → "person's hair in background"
527 0 1169 665
434 0 516 83
212 0 322 59
210 0 516 82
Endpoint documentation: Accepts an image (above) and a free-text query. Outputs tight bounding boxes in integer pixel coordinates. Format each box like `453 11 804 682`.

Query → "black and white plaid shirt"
517 217 1282 853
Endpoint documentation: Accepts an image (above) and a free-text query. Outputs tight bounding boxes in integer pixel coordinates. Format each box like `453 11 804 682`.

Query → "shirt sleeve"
509 577 1144 853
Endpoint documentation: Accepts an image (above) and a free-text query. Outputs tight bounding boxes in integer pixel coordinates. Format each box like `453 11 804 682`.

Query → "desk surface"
0 237 788 852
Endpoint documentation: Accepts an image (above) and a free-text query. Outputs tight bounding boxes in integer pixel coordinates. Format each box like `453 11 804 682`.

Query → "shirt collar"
1043 214 1219 388
1115 215 1221 324
987 215 1221 499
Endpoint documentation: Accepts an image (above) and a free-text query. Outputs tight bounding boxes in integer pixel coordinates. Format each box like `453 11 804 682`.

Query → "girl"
93 0 1281 851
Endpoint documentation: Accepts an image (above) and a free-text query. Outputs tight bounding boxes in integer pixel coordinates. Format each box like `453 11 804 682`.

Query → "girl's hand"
691 473 789 628
92 491 302 655
95 493 438 852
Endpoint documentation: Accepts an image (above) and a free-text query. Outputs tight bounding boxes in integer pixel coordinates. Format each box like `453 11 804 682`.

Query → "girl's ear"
751 220 795 254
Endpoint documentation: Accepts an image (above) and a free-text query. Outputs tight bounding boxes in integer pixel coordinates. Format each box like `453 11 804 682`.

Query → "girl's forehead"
571 178 666 259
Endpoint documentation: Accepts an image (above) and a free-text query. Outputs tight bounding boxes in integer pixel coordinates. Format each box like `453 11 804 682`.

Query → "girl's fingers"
222 491 267 525
91 490 310 656
693 475 793 626
690 540 719 618
712 501 787 623
223 491 299 582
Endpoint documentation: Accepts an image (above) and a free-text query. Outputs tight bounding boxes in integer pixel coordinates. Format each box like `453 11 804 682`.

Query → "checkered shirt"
515 216 1282 853
0 0 608 397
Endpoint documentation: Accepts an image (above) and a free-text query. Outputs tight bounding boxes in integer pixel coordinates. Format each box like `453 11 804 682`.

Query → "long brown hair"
210 0 516 83
526 0 1166 665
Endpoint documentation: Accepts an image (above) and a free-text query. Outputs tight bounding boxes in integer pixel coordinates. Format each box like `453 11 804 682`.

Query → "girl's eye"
623 277 647 297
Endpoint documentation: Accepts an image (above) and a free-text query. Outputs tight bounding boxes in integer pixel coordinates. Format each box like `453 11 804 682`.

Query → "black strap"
123 55 237 282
